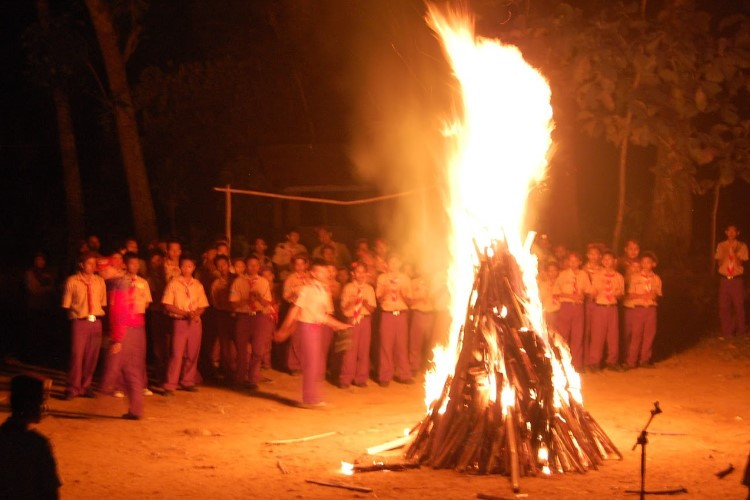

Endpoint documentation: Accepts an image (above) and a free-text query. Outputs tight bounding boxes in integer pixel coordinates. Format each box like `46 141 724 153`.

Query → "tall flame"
424 6 554 409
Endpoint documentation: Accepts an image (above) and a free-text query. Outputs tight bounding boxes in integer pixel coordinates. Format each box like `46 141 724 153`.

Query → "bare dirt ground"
2 337 750 500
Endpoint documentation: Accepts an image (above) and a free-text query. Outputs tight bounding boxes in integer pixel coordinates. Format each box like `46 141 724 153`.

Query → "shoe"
641 361 655 368
244 383 259 391
352 381 368 388
62 392 75 401
260 376 273 384
298 401 327 409
82 389 96 398
378 381 390 388
606 364 623 372
113 390 125 398
337 382 350 389
122 413 141 420
143 388 153 396
181 386 198 392
395 377 415 385
289 370 301 376
162 389 174 397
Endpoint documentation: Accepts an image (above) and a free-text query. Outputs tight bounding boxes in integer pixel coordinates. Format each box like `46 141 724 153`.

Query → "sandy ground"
2 337 750 500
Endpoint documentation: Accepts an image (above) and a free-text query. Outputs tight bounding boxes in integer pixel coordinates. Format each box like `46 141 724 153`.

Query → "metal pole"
225 183 232 250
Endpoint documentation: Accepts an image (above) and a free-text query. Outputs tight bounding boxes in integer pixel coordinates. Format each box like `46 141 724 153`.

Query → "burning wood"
405 244 621 484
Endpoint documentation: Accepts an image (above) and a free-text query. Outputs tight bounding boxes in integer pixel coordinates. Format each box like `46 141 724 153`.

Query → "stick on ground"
305 479 372 493
265 431 337 445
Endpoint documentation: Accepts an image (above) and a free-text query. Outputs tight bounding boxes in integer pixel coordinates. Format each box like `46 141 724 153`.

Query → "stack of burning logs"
405 242 621 491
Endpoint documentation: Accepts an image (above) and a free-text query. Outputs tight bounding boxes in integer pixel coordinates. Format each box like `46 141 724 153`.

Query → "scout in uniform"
409 267 435 377
163 240 182 282
552 252 591 369
146 249 170 385
272 229 307 281
260 265 279 370
376 253 413 386
61 253 107 399
338 262 376 388
230 256 273 389
617 240 641 278
312 227 352 269
210 255 236 382
623 252 662 368
101 253 152 419
162 254 209 394
582 244 603 365
197 247 220 381
539 260 561 332
587 250 624 371
283 254 310 374
252 238 273 269
715 224 748 338
274 259 350 407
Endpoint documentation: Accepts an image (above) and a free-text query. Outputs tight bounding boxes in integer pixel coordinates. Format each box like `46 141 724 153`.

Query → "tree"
84 0 157 243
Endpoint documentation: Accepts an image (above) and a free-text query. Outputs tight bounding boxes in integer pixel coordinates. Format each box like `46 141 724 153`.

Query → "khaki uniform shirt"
590 271 625 305
552 269 591 304
538 278 560 313
164 259 182 282
295 281 334 324
340 282 376 319
313 242 352 268
623 272 662 308
715 240 749 277
162 277 209 313
230 275 273 314
376 272 411 311
283 272 309 303
272 242 308 268
210 276 233 312
62 273 107 319
410 277 434 312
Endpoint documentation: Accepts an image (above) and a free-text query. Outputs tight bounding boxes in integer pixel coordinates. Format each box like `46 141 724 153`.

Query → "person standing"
376 254 413 386
274 259 350 407
312 227 352 268
146 249 170 385
61 253 107 399
539 260 561 332
409 267 435 378
715 224 748 338
552 252 591 369
587 250 624 371
623 252 662 368
162 254 209 394
210 255 236 383
23 252 57 362
0 375 61 499
101 253 152 419
272 229 308 281
338 262 376 388
163 240 182 282
283 254 310 374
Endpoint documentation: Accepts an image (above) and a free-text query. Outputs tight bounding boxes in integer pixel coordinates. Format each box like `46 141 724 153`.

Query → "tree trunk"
611 109 632 252
647 146 693 264
84 0 158 244
709 182 720 274
36 0 86 254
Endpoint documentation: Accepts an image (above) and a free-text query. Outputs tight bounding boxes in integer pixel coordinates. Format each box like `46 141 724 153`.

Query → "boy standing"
339 262 376 388
552 252 591 369
409 267 434 377
587 250 624 371
715 224 748 338
274 259 350 407
162 254 209 394
539 261 561 331
376 254 413 386
623 252 662 368
62 253 107 399
283 254 310 374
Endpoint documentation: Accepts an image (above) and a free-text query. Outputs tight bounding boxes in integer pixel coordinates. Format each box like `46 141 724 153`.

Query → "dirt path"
2 337 749 499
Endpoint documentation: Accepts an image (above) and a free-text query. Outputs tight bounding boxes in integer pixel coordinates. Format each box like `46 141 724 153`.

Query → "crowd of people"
19 224 748 419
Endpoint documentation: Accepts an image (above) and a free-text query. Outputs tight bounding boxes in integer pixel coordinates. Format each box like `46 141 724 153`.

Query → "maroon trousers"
588 304 619 367
409 311 435 376
164 318 202 390
557 302 584 369
378 312 410 383
719 277 746 337
298 322 324 404
215 310 236 380
625 306 657 367
234 313 274 385
102 326 146 417
286 326 302 372
339 316 371 386
67 319 102 396
149 311 172 385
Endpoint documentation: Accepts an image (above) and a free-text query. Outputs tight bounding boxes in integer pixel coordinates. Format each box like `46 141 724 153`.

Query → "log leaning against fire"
405 244 621 485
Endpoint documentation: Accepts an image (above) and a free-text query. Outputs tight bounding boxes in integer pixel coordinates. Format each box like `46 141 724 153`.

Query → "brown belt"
383 310 405 316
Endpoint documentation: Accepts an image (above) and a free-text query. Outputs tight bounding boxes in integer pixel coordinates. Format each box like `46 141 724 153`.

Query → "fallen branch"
265 431 337 445
366 434 413 455
305 479 372 493
624 487 688 495
276 459 289 474
476 494 516 500
353 462 420 473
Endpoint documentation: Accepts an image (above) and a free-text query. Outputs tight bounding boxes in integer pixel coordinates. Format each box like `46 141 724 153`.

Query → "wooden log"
506 408 521 492
265 431 337 445
305 479 372 493
367 435 414 455
353 462 420 473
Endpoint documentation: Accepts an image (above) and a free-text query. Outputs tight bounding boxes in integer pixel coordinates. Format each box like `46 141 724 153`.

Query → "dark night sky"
2 0 750 268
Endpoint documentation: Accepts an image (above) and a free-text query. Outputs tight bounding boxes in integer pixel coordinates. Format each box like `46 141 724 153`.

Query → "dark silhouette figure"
0 375 61 499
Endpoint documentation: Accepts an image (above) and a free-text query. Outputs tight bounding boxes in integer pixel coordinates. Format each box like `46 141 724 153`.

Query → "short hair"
567 251 582 261
149 248 166 259
215 241 229 250
246 255 260 264
544 260 559 270
351 261 367 272
179 253 197 265
78 252 98 265
291 252 310 265
122 252 139 264
231 255 245 264
640 251 658 265
601 249 616 259
726 223 739 231
321 244 335 254
167 239 181 249
310 258 328 270
214 254 229 266
10 375 45 415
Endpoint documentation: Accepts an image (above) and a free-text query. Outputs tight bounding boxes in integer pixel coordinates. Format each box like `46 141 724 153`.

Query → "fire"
424 5 554 410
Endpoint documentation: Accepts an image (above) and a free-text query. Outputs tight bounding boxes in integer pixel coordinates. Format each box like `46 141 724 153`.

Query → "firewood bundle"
405 243 621 490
